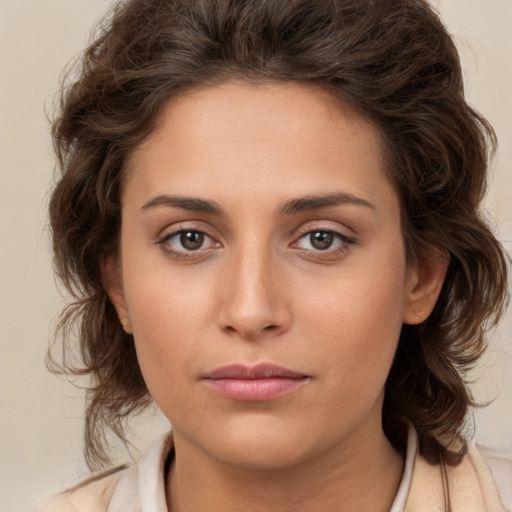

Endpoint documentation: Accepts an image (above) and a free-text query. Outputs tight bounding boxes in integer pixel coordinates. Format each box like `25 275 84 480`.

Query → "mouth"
203 363 309 401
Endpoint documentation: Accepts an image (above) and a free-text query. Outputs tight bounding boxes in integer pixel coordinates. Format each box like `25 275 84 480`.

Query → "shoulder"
405 428 512 511
38 467 125 512
474 442 512 511
38 432 174 512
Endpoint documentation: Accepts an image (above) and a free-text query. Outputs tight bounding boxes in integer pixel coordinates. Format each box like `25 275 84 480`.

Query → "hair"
48 0 509 470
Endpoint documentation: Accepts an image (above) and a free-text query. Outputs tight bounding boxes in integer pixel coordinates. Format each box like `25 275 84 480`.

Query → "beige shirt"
40 426 512 512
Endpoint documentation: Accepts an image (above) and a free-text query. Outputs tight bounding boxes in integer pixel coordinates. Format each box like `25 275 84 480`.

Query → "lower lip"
204 377 307 401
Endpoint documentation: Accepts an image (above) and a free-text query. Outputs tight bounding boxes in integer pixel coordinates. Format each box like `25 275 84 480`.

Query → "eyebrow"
140 191 375 216
278 192 375 215
141 195 224 215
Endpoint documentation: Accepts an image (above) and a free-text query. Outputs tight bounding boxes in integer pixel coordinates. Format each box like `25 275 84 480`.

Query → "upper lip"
204 363 307 380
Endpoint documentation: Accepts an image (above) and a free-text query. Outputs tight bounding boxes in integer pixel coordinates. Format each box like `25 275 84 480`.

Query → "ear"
101 255 133 334
402 250 449 325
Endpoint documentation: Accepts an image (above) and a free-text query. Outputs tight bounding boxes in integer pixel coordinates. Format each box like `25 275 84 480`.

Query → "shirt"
40 425 512 511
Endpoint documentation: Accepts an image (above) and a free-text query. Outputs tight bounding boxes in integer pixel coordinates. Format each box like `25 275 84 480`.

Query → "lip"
203 363 309 401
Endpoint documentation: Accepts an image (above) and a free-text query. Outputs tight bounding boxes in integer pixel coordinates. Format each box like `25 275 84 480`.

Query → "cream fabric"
40 427 512 512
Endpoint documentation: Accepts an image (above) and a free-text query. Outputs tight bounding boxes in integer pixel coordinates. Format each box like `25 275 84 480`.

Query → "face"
107 81 444 470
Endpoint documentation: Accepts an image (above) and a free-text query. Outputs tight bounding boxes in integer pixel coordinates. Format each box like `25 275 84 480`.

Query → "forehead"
124 81 397 215
147 81 379 149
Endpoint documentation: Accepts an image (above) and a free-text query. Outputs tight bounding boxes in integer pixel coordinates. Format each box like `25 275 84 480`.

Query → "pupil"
311 231 333 250
180 231 204 250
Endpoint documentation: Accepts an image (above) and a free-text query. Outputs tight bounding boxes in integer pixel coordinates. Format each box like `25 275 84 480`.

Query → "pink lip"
203 364 309 401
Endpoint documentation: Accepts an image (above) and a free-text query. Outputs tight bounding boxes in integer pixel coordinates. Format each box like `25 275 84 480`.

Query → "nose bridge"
217 235 289 339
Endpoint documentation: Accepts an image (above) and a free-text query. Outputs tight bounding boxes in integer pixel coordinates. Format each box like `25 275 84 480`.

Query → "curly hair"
48 0 509 470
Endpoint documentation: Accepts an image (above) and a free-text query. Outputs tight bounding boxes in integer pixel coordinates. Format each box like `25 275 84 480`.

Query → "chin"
198 414 327 471
216 440 311 471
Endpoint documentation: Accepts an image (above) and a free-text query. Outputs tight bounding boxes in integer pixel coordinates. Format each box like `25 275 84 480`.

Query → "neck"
166 417 404 512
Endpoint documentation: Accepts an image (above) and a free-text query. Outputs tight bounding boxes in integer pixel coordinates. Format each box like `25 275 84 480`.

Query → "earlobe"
119 318 133 334
101 256 133 334
402 251 449 325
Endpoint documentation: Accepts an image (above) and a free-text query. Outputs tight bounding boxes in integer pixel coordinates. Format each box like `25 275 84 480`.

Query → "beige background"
0 1 511 511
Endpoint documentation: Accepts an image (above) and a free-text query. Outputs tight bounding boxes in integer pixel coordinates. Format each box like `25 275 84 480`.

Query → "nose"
216 245 291 341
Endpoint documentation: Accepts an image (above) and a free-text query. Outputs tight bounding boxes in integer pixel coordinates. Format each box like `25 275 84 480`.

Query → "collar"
107 425 506 512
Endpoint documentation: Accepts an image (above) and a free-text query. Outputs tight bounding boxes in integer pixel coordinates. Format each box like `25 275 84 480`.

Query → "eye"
177 231 207 251
158 229 219 254
294 229 354 252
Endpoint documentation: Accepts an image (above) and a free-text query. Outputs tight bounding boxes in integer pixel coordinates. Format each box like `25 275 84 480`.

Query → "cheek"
297 249 407 392
122 261 217 393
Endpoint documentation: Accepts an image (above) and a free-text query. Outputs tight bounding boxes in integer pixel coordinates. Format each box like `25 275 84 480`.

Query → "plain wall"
0 1 510 511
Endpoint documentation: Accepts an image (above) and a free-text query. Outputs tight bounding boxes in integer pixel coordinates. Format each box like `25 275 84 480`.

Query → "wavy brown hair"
48 0 509 470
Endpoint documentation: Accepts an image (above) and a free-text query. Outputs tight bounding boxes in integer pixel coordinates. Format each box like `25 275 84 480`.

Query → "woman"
43 0 511 510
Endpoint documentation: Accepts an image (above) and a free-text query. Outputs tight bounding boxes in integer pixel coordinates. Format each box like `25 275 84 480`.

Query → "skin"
106 81 448 511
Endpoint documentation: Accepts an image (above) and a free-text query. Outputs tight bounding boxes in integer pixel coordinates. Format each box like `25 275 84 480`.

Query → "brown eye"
180 231 205 250
158 229 218 256
293 228 355 256
309 231 334 250
156 228 222 261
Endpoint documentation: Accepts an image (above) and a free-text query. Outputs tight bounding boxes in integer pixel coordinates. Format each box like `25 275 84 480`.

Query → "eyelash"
292 229 356 257
156 229 219 260
156 227 356 260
